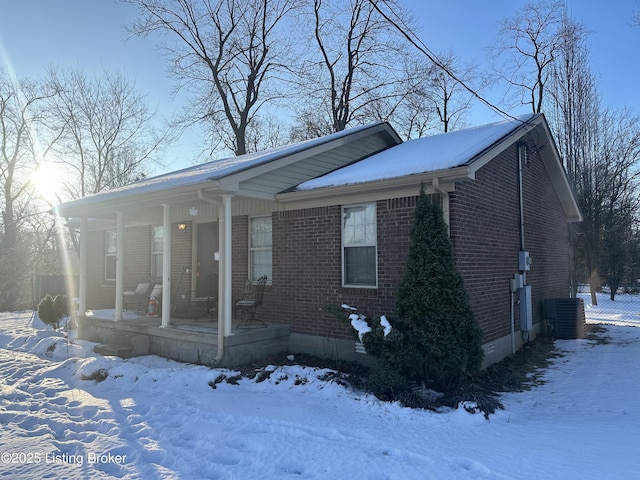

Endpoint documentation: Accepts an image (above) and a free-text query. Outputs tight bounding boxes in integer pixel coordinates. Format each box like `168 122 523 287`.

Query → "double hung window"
151 225 163 280
250 216 272 282
105 230 117 281
342 204 377 287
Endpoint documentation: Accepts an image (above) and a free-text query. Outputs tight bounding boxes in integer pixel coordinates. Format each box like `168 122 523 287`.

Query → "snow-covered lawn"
0 293 638 479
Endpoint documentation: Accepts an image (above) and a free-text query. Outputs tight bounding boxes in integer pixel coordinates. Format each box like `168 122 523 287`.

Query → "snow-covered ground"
0 293 638 479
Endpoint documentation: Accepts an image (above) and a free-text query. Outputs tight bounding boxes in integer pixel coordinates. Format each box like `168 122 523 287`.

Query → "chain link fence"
577 284 640 326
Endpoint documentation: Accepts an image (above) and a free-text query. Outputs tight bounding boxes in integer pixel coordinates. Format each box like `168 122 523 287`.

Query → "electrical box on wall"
519 285 533 332
510 273 524 292
519 251 531 271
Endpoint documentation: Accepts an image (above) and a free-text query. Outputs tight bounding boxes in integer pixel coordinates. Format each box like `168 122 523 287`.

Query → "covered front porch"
80 309 290 367
53 123 401 366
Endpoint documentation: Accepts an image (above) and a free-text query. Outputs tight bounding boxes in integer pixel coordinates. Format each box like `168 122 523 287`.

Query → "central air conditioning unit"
543 298 585 339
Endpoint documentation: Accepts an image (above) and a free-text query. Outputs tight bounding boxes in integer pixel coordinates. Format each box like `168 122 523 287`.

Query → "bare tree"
288 109 335 143
127 0 298 156
366 0 516 124
46 67 168 198
244 114 289 152
0 70 55 309
425 51 480 133
544 12 596 298
546 15 594 176
544 11 640 302
353 56 440 140
492 0 565 113
294 0 414 135
632 0 640 26
596 110 640 300
353 52 477 140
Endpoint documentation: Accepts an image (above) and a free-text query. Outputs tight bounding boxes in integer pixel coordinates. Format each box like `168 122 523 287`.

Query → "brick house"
55 113 580 367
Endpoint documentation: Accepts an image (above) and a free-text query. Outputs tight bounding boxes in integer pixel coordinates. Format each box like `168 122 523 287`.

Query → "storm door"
195 222 219 298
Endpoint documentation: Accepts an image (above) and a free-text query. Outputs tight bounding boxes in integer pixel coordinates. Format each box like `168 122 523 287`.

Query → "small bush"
37 294 72 331
367 359 409 400
37 295 60 330
54 294 71 318
208 374 227 389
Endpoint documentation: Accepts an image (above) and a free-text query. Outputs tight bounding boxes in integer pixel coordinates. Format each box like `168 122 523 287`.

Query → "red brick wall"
86 226 151 309
86 224 195 309
232 216 249 298
267 138 571 345
520 142 572 324
268 200 416 339
449 139 570 343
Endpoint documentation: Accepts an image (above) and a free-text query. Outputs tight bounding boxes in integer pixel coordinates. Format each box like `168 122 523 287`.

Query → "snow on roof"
296 113 538 191
55 123 379 210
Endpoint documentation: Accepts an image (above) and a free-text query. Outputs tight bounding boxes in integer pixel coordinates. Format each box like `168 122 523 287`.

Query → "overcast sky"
0 0 638 171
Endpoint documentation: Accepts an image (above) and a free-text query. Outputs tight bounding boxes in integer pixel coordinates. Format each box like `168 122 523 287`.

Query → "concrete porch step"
94 343 133 359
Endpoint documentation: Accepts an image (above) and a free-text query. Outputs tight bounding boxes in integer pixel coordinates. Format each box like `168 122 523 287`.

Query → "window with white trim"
151 225 163 281
105 230 117 281
249 216 272 282
342 204 377 287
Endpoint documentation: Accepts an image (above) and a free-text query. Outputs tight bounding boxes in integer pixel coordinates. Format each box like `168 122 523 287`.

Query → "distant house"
54 113 581 367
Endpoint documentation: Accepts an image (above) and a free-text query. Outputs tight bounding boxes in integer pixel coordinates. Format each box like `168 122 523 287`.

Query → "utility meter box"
520 286 533 332
511 273 524 292
519 251 531 271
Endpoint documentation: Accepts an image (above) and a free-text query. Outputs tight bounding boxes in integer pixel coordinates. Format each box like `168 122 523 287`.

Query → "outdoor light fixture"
177 222 187 232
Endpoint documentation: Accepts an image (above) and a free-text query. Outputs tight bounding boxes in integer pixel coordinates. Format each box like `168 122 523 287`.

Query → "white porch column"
217 205 225 335
161 204 172 327
115 211 125 321
222 195 233 336
78 216 88 316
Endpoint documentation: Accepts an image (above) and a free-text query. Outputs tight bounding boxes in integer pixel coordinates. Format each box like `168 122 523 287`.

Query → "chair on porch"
234 275 268 328
123 282 152 312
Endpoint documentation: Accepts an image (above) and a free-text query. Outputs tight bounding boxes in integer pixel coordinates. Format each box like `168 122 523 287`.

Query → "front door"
195 222 219 298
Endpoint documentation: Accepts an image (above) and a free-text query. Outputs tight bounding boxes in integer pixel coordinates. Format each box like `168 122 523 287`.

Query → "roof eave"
54 179 224 219
276 166 471 204
466 114 582 223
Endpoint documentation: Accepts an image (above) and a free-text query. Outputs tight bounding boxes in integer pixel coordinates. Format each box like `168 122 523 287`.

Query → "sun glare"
30 163 64 203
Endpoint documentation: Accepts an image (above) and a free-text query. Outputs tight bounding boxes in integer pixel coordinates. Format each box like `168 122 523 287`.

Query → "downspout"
517 143 531 344
509 274 521 355
517 144 526 255
160 204 172 328
79 217 88 317
115 211 125 321
197 190 226 363
431 177 450 232
221 195 233 338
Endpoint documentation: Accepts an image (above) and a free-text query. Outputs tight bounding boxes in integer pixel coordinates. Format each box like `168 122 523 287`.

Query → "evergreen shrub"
337 185 484 397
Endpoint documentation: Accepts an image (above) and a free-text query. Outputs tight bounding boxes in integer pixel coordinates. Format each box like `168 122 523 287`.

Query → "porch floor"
80 309 291 367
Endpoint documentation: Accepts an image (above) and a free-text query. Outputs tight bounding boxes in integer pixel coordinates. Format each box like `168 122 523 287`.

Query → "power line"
369 0 520 122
